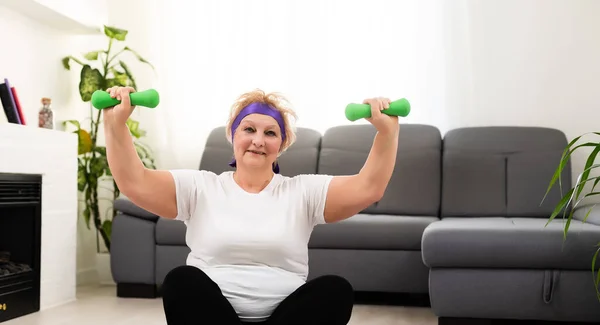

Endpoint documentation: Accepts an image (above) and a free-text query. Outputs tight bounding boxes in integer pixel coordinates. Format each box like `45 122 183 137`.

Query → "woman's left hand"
363 97 399 136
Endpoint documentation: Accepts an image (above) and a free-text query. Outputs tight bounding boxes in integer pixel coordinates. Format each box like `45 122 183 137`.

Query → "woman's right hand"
103 86 136 127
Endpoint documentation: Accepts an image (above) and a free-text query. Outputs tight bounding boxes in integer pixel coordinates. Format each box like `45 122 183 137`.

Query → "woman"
103 87 400 325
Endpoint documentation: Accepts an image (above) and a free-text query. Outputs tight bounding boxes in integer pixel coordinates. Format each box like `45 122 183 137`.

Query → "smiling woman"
103 86 399 325
225 89 298 172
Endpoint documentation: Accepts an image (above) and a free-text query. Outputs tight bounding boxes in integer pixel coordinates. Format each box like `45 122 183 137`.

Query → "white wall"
140 0 600 189
0 2 109 286
143 0 448 170
445 0 600 134
107 0 600 201
443 0 600 195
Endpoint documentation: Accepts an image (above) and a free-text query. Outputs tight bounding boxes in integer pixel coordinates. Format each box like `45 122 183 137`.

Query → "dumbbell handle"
91 89 160 109
345 98 410 121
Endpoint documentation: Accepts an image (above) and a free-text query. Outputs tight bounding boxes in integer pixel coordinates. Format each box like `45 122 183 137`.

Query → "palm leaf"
582 204 597 224
593 243 600 301
546 187 574 226
542 137 600 205
576 146 600 200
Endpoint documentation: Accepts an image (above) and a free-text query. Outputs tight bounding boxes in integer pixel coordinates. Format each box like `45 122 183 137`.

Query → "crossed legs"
161 265 354 325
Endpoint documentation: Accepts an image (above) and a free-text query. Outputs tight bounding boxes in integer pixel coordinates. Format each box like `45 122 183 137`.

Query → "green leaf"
546 187 574 226
105 78 122 89
77 164 87 192
104 26 128 41
593 243 600 301
541 139 600 205
83 51 102 60
62 56 84 70
576 146 600 200
63 119 81 130
94 146 106 156
119 60 138 90
590 177 600 193
551 169 600 232
101 219 112 242
124 46 155 70
94 146 112 176
135 141 156 169
582 204 597 224
571 164 600 208
90 155 108 178
79 65 104 102
113 179 120 198
563 209 574 240
126 118 142 138
109 67 129 85
572 191 600 213
564 175 600 209
75 129 92 154
83 206 91 229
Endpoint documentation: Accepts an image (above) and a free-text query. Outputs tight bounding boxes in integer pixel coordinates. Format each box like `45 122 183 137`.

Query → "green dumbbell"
345 98 410 121
91 89 160 110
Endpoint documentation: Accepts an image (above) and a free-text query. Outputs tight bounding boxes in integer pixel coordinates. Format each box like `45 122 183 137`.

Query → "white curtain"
140 0 463 170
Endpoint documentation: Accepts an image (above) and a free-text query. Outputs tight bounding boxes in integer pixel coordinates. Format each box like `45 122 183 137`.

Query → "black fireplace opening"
0 173 42 323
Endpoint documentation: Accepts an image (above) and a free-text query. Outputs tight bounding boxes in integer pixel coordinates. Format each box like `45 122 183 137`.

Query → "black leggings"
161 265 354 325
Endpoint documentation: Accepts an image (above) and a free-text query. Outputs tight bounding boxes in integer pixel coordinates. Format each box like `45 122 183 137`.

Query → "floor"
3 285 438 325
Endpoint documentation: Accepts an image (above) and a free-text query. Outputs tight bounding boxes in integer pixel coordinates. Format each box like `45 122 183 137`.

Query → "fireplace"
0 173 41 323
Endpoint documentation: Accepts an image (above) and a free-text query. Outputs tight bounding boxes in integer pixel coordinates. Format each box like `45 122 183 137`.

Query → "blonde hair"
226 89 298 154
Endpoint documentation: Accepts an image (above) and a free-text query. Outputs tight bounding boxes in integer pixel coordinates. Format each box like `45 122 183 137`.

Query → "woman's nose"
252 134 265 146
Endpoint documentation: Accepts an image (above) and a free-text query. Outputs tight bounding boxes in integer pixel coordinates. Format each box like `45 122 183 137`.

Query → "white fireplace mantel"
0 123 78 309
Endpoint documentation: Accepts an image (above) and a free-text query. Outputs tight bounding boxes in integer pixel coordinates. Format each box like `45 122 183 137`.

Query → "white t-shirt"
168 169 333 322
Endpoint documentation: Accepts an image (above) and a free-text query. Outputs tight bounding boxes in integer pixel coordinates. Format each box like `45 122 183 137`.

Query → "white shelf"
1 0 107 34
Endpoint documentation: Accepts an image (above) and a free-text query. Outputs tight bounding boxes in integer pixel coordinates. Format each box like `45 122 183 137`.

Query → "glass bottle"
38 97 54 129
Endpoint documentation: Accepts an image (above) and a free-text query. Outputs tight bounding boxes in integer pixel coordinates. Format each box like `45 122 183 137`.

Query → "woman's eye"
244 127 255 132
266 131 276 136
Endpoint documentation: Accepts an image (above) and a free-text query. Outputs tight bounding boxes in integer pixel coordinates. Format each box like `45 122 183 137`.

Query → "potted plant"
543 131 600 301
61 26 156 282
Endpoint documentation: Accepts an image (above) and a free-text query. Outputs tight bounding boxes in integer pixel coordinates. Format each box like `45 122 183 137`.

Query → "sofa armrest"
573 203 600 226
111 213 157 290
114 196 160 222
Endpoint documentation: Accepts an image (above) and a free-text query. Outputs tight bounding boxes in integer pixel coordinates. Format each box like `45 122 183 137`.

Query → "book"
0 79 21 124
11 86 26 125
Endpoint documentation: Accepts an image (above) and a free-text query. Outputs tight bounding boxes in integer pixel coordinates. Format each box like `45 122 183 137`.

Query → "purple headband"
228 102 286 173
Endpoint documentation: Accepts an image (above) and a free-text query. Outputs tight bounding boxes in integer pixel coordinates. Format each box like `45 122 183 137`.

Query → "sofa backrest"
441 126 571 219
277 127 323 176
199 126 322 176
317 124 442 216
198 126 235 174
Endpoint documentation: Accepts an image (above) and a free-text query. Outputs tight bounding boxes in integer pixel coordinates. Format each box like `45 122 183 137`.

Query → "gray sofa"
110 124 600 324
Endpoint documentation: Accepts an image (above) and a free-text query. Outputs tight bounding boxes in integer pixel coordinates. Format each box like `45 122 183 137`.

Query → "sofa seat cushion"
422 217 600 270
156 218 187 245
309 214 439 250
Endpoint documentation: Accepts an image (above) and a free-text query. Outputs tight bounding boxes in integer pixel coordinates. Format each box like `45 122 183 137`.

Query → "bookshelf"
0 0 107 34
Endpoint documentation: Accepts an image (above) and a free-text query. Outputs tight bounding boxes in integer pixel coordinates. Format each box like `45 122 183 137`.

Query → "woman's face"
233 114 283 171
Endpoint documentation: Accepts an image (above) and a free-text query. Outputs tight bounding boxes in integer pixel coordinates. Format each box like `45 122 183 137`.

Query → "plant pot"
96 252 115 285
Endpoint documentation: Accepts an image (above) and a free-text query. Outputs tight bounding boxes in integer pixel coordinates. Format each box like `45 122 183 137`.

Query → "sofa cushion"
309 214 439 250
422 217 600 270
156 218 187 245
200 126 321 176
318 124 442 216
441 127 571 218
